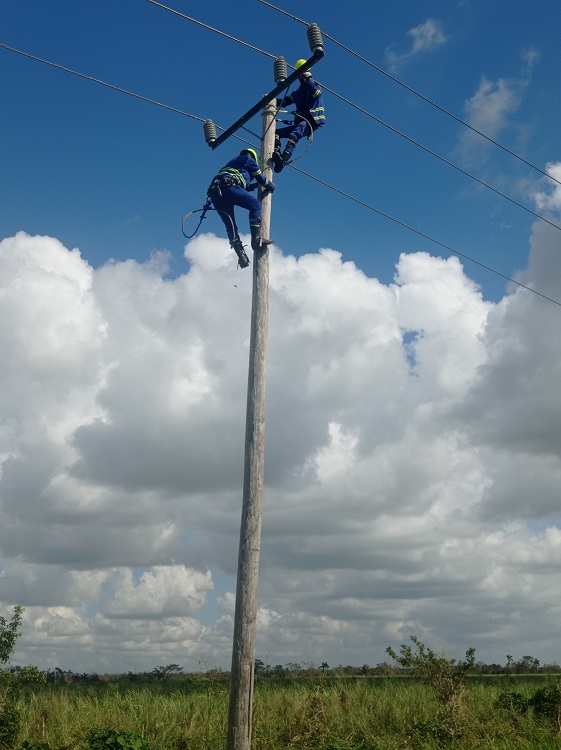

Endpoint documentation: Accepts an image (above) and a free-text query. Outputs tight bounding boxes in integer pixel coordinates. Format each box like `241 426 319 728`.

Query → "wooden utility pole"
226 98 276 750
203 31 323 750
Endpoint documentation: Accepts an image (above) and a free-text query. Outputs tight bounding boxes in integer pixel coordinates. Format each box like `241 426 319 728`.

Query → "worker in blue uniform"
273 59 326 173
207 148 275 269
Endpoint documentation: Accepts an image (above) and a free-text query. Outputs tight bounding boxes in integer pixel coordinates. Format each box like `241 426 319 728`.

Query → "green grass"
8 676 561 749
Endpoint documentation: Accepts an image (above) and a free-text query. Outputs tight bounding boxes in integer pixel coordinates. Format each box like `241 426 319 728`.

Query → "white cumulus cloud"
385 19 447 72
1 225 561 672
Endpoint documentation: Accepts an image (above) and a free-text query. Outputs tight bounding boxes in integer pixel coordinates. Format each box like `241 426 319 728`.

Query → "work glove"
265 180 276 193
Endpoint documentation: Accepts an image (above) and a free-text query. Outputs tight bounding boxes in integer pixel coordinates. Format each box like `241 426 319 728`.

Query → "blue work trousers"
210 185 261 242
276 118 312 146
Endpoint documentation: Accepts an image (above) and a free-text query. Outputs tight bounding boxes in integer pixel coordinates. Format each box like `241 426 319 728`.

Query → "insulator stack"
307 23 324 55
274 56 288 85
203 119 217 146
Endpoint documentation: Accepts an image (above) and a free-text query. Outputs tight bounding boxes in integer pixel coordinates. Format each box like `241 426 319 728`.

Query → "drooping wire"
2 42 560 308
182 199 213 239
143 1 561 235
182 200 238 241
256 0 561 189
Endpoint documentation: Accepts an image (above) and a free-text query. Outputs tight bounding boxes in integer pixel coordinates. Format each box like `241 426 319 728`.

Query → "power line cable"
146 0 276 59
257 0 561 189
0 42 259 150
146 1 561 234
0 42 206 123
290 163 561 308
317 83 561 233
2 42 559 309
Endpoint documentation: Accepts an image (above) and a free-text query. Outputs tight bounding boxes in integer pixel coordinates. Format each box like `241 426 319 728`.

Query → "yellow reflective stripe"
313 89 321 98
250 168 262 177
310 106 325 121
219 168 243 181
219 168 247 190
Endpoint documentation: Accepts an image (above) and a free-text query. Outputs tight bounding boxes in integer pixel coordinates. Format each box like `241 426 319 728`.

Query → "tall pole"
226 97 276 750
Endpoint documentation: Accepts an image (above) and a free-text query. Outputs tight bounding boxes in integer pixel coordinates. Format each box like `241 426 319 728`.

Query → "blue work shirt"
277 79 326 130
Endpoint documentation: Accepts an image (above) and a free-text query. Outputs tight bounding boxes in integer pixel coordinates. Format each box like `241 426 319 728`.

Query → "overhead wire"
0 42 206 123
316 82 561 233
145 0 276 59
0 42 257 147
146 1 561 235
290 163 561 309
2 42 560 308
257 0 561 189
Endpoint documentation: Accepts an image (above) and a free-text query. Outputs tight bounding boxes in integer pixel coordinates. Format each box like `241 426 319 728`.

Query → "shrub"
386 635 476 710
83 729 150 750
0 701 21 749
408 715 456 748
494 690 528 714
528 682 561 730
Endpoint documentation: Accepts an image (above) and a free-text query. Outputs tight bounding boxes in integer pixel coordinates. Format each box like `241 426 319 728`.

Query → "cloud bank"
1 206 561 672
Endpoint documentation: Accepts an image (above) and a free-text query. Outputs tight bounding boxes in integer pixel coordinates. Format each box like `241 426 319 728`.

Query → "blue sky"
2 0 561 674
3 0 560 296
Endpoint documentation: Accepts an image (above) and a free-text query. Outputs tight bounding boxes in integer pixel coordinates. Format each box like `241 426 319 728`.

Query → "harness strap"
207 174 238 196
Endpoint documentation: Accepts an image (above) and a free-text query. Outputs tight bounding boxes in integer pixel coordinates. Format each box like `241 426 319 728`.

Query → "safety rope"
182 199 238 242
274 110 314 169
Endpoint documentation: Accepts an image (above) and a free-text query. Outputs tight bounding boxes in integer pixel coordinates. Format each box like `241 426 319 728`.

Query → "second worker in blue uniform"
273 59 326 173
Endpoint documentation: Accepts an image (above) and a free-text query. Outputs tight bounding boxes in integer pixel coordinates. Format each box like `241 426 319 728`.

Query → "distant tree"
515 655 540 673
152 664 183 680
320 662 329 675
45 667 73 684
286 662 302 674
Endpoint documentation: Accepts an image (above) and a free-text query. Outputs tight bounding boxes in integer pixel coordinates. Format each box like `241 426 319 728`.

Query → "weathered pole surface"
226 97 277 750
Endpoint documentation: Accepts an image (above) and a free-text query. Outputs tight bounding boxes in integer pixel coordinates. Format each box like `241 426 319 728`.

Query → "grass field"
9 675 561 749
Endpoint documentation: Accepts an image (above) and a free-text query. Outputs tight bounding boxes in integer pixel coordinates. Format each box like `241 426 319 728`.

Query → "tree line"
34 655 560 684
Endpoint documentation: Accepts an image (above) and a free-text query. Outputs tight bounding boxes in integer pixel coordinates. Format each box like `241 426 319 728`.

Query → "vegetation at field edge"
3 613 561 749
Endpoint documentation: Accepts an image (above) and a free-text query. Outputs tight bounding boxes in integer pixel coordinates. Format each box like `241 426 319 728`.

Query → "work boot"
272 135 284 173
250 224 273 253
282 139 296 164
230 238 250 269
281 147 293 165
